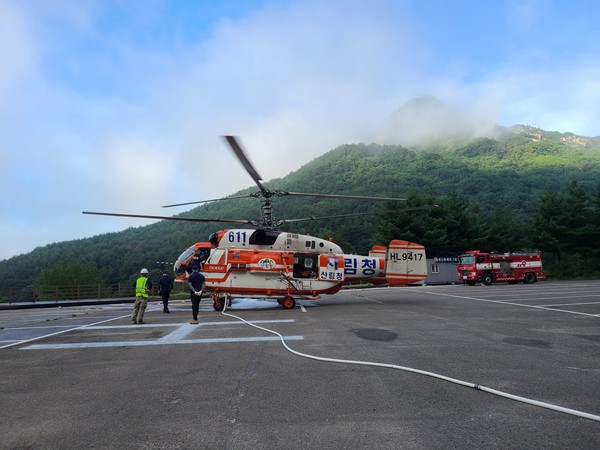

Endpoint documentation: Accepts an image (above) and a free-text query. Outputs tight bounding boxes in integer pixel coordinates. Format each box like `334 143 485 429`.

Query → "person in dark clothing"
187 267 206 324
158 270 174 313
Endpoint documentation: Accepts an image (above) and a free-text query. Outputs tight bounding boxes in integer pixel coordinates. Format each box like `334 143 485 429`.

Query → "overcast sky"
1 0 599 261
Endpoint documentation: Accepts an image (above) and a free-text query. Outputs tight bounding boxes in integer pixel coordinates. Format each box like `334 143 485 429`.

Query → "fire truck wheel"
213 297 225 311
524 272 536 284
281 296 295 309
482 273 494 285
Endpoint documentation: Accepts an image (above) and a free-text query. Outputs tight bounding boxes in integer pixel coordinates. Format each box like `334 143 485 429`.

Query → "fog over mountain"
375 96 502 147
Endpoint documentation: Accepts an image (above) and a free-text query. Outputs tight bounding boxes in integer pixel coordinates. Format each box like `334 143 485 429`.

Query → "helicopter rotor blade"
279 205 438 224
82 211 252 225
161 193 256 208
165 136 407 209
223 135 269 195
163 191 406 208
281 191 407 201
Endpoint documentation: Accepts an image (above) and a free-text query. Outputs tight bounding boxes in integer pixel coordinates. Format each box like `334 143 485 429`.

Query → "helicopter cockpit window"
174 245 197 276
177 245 196 264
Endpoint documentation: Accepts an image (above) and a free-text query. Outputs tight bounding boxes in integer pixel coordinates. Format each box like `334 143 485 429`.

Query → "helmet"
140 268 149 274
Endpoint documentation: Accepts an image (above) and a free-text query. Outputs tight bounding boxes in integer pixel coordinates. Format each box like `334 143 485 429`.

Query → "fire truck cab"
458 250 545 285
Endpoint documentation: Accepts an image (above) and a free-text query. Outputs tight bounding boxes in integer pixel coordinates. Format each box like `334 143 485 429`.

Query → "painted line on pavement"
418 290 600 318
18 319 301 350
0 313 132 350
24 335 304 350
84 319 295 330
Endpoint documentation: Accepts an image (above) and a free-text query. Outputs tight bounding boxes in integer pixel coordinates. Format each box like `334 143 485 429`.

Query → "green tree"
481 208 529 252
532 188 566 259
591 182 600 261
440 192 484 254
561 180 594 259
376 191 483 256
532 181 600 278
35 260 103 288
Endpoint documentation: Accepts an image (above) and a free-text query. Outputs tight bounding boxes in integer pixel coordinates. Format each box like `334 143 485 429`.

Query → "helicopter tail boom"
384 240 427 285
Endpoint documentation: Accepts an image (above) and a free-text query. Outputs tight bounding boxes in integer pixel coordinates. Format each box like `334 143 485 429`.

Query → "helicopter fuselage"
173 229 427 310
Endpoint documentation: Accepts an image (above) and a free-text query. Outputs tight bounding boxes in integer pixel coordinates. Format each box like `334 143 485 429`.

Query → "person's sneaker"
132 321 137 325
190 319 199 324
165 308 170 313
138 320 145 324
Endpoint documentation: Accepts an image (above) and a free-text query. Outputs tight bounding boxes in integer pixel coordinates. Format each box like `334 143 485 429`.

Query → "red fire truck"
458 250 545 285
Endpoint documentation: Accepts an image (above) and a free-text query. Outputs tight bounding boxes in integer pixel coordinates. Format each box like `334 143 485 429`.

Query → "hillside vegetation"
1 125 600 289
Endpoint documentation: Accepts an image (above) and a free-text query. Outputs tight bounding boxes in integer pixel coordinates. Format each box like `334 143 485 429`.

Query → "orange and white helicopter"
84 136 429 310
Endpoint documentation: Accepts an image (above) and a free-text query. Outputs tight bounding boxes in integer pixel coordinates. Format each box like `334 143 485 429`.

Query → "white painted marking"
84 319 294 330
24 336 304 350
7 325 73 330
468 290 600 300
300 305 307 313
418 290 600 318
16 319 301 350
160 323 199 342
85 323 178 329
479 295 600 303
536 301 600 307
0 313 131 350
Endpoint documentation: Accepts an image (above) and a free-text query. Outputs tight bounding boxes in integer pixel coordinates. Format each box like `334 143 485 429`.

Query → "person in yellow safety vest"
132 268 153 324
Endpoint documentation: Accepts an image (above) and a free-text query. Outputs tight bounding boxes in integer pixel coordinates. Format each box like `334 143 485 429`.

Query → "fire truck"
458 250 545 285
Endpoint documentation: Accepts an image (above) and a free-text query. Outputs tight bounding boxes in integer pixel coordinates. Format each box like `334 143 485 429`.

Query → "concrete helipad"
1 281 599 449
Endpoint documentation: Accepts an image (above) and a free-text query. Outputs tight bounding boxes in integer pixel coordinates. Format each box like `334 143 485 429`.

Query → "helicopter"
84 136 429 310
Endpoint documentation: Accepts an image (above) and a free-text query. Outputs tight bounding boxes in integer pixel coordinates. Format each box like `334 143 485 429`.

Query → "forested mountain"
2 120 600 289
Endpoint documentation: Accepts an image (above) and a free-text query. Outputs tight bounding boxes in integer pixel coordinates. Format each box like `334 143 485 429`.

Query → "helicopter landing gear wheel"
281 296 295 309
